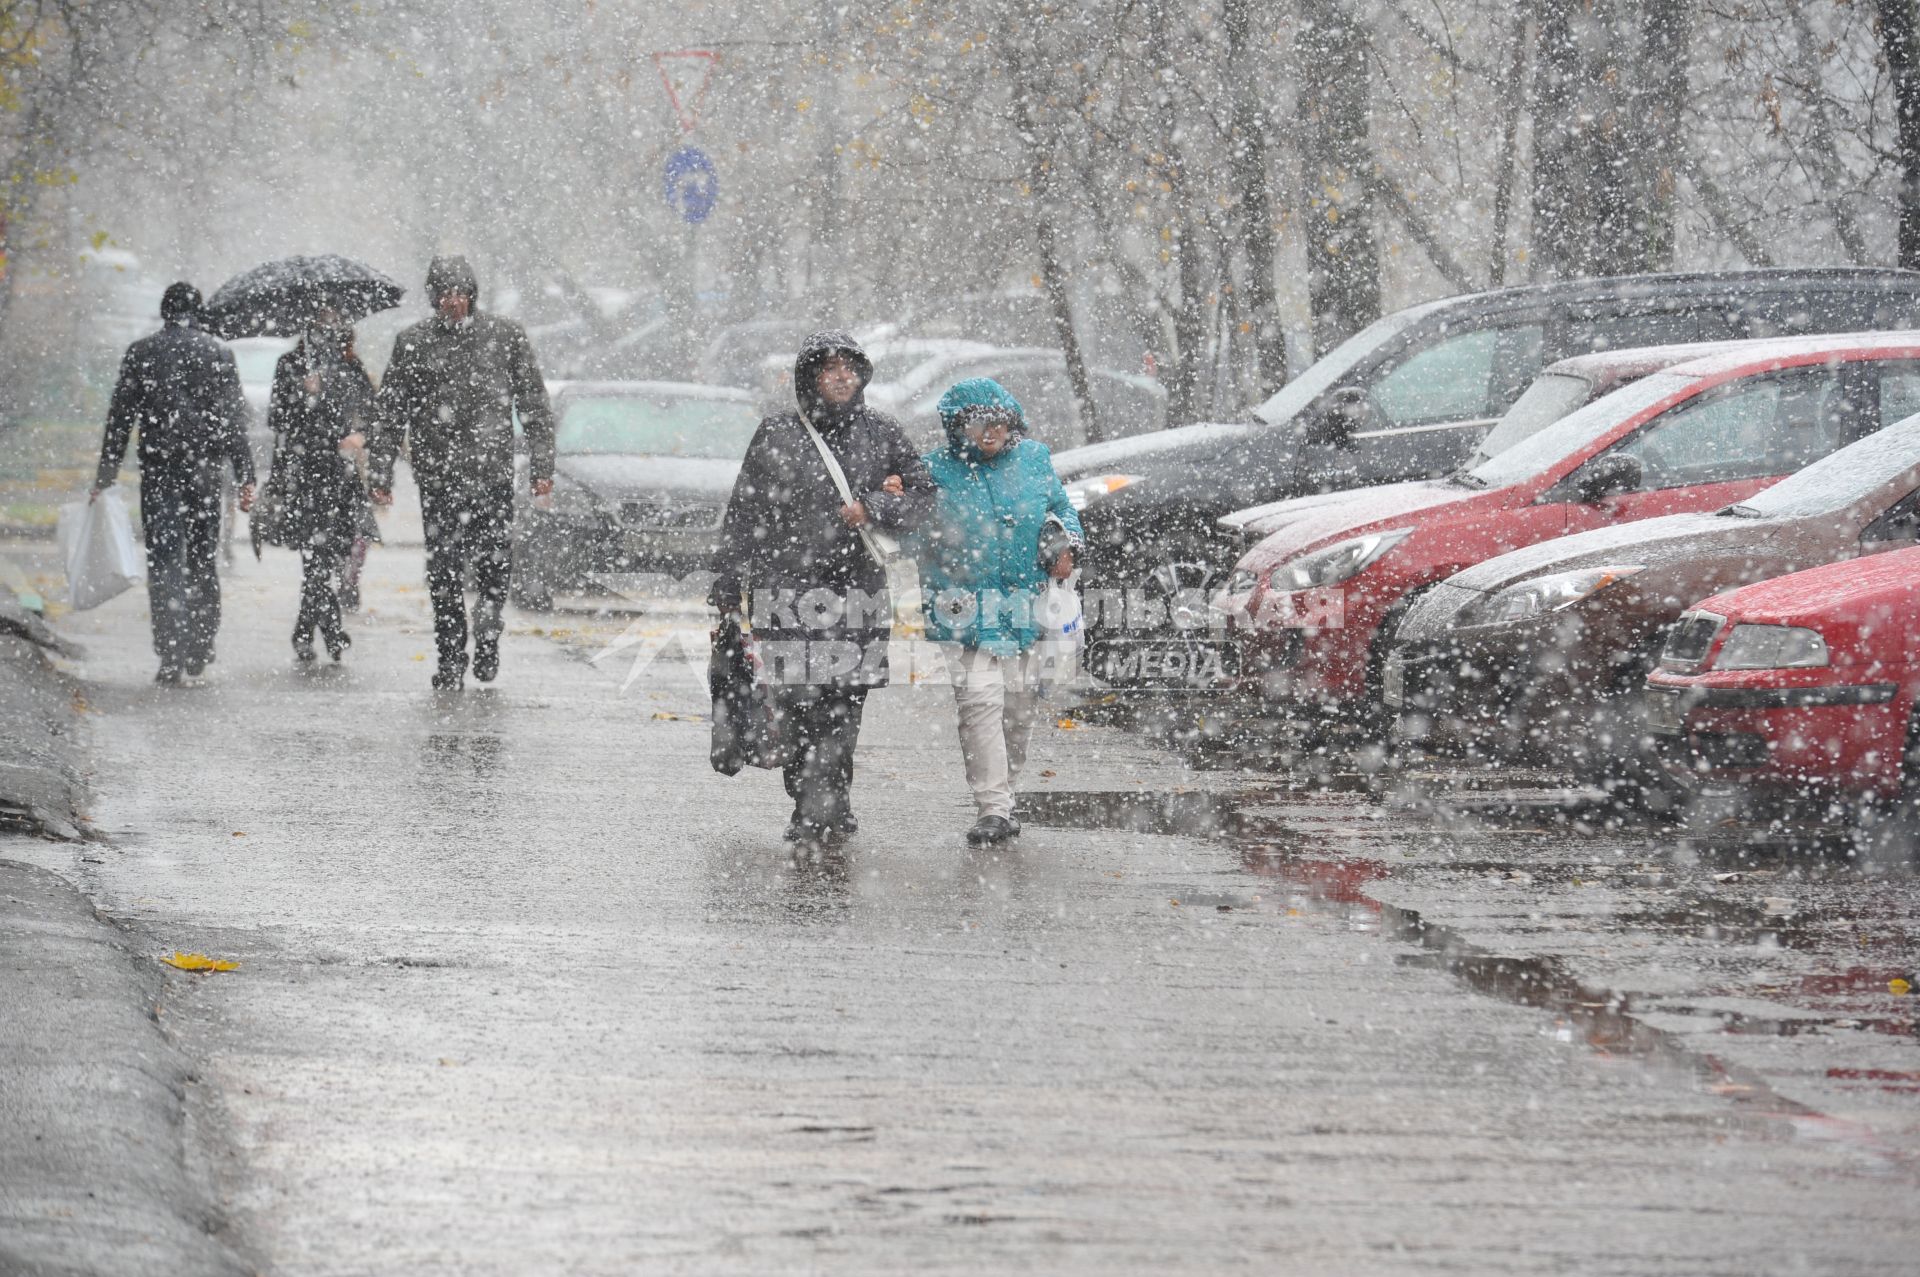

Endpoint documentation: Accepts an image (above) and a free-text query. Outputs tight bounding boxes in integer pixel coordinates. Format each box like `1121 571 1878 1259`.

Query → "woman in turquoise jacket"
916 378 1083 845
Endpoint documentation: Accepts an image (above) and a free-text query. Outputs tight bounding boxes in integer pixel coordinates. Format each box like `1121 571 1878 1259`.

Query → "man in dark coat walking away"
92 281 255 684
710 330 935 843
369 256 554 690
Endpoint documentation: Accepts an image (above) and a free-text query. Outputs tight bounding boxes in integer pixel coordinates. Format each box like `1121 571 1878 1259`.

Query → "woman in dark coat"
265 318 377 661
710 330 936 843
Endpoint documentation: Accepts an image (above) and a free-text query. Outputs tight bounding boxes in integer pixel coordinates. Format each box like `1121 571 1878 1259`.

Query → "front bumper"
1645 677 1907 796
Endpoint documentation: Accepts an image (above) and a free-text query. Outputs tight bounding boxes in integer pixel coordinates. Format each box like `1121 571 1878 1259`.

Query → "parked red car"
1646 546 1920 801
1218 334 1920 719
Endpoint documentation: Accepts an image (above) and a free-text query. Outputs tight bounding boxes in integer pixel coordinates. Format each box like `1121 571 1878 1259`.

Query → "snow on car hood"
1225 477 1468 539
1051 419 1250 478
556 454 741 503
1441 510 1740 595
1694 544 1920 640
1235 479 1466 570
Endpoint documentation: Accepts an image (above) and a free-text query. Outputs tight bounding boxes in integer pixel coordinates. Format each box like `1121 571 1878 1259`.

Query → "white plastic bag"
1034 573 1083 695
57 489 144 611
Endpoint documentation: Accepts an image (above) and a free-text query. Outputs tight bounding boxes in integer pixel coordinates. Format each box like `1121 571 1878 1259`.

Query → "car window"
1089 374 1166 440
1473 372 1595 462
1862 486 1920 543
555 395 761 458
1609 367 1854 490
1467 374 1681 489
1880 363 1920 425
1562 308 1703 356
1368 322 1545 427
1732 412 1920 520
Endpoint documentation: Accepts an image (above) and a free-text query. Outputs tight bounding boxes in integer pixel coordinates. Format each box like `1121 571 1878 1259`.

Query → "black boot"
966 815 1019 845
473 636 499 683
431 655 466 690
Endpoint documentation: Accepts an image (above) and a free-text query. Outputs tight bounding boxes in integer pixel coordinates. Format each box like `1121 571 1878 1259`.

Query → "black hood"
425 255 479 305
793 329 873 424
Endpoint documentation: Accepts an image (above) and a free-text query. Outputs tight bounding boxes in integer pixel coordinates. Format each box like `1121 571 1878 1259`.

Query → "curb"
0 860 252 1276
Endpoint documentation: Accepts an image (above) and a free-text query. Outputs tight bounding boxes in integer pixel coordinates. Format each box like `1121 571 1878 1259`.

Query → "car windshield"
1467 373 1596 465
1249 304 1435 426
1722 410 1920 520
555 394 761 458
1463 374 1684 490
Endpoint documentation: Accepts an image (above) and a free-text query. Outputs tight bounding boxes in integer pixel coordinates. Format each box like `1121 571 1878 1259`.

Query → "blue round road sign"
663 146 719 224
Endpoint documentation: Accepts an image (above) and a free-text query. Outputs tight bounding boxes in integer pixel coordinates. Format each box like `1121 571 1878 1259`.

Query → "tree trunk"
1296 0 1379 357
1528 0 1588 279
1489 12 1529 287
1223 0 1286 395
1635 0 1691 271
1011 80 1102 443
1148 0 1209 425
1882 0 1920 269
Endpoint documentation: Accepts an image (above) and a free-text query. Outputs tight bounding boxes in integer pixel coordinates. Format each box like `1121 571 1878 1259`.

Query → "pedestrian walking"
92 281 256 684
368 256 554 690
709 330 935 844
915 379 1082 845
263 313 378 662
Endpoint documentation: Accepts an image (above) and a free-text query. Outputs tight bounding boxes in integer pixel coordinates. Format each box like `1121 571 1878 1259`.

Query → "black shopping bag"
709 616 789 775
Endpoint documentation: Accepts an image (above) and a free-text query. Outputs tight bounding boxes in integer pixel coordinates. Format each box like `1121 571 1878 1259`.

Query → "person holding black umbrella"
92 282 255 684
368 257 554 690
262 309 378 662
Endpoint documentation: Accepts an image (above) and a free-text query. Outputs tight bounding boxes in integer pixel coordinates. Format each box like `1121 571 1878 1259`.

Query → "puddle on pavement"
1025 784 1920 1143
1015 789 1245 838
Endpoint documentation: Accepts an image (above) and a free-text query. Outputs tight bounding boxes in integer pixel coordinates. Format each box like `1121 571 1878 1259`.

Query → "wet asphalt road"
8 505 1920 1274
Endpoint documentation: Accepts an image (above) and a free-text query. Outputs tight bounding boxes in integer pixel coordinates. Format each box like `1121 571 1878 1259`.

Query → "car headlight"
1713 623 1829 671
1269 529 1411 592
1064 473 1140 511
1223 567 1262 596
1460 565 1643 627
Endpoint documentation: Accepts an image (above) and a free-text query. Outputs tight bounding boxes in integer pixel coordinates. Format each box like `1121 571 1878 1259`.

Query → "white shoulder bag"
796 409 904 569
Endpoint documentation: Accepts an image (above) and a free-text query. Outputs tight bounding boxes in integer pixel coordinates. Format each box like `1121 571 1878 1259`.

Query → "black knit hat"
160 282 201 322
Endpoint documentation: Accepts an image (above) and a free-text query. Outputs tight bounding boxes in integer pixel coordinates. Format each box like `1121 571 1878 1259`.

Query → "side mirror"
1573 453 1643 504
1303 386 1381 447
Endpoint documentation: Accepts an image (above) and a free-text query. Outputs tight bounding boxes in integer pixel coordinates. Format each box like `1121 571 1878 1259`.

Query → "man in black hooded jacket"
370 256 554 690
710 330 935 842
92 281 255 683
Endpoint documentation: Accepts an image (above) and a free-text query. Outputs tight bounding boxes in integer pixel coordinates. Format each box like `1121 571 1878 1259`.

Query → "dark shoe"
155 666 182 686
784 819 842 846
966 815 1018 845
324 630 351 662
836 813 859 836
473 640 499 683
184 658 206 677
431 658 465 690
293 638 316 664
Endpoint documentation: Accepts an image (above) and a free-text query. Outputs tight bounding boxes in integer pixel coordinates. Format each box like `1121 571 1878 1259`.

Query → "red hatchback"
1218 334 1920 717
1647 546 1920 800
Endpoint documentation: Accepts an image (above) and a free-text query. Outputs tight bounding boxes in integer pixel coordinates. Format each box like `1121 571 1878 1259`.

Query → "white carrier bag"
58 489 144 611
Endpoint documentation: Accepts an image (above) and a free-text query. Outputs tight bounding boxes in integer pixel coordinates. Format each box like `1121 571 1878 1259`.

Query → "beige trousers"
949 645 1043 820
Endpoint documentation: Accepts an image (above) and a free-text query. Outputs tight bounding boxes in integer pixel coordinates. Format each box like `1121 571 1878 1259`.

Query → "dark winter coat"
368 308 554 497
264 335 378 549
710 330 936 688
96 318 255 506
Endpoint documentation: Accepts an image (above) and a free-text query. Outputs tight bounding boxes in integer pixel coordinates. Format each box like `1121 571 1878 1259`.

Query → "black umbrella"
200 254 404 339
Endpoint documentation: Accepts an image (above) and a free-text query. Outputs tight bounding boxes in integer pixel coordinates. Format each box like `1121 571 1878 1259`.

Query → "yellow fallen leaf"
1055 718 1078 730
1168 898 1180 907
651 711 699 721
411 653 426 662
232 831 246 837
163 951 239 972
1892 978 1912 996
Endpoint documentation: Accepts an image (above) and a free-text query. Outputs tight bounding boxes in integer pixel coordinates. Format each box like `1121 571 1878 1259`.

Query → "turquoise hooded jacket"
915 378 1084 655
